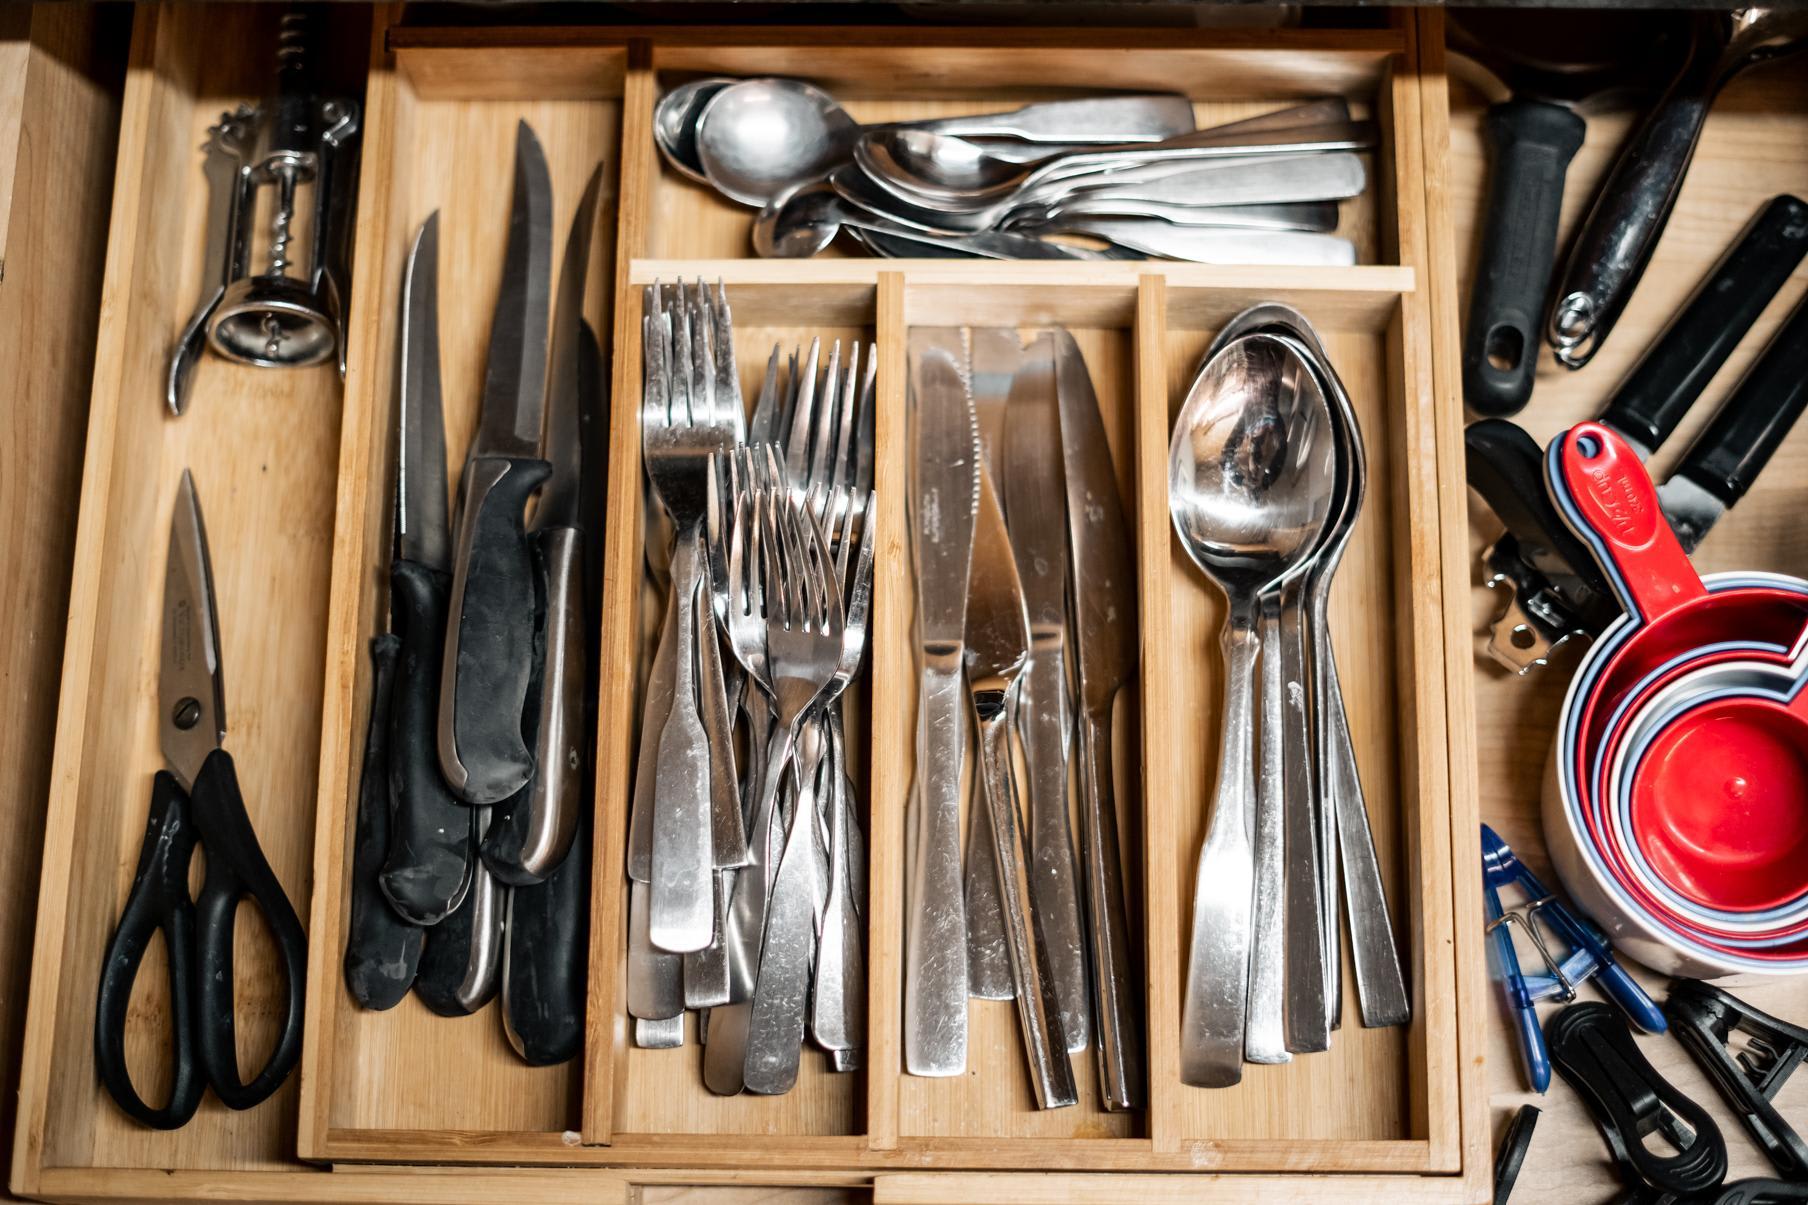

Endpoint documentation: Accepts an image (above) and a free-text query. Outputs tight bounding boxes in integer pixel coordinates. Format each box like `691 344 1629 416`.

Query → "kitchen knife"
481 163 604 886
414 810 505 1017
342 634 422 1010
439 120 555 805
1475 194 1808 672
1052 328 1145 1111
1001 330 1089 1054
903 328 981 1078
965 454 1077 1109
379 213 475 924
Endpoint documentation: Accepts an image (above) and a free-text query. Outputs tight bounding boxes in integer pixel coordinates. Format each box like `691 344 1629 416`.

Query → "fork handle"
649 533 717 954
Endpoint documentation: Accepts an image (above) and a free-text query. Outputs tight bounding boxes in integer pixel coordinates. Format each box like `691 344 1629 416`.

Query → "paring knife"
439 120 556 805
378 213 475 925
1476 193 1808 673
342 635 422 1010
1001 330 1090 1054
966 453 1077 1109
903 328 982 1078
1052 329 1145 1111
481 163 605 886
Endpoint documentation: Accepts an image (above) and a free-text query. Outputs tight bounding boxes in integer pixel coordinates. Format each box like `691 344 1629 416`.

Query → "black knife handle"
440 454 551 804
1463 99 1586 417
414 815 505 1017
1674 285 1808 509
1604 196 1808 453
1465 419 1612 599
344 634 423 1009
382 557 476 921
502 809 591 1066
189 748 308 1111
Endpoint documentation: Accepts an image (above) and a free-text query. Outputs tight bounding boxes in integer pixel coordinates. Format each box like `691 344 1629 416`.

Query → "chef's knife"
903 328 981 1078
439 120 555 805
379 213 475 924
1001 331 1089 1054
1053 328 1145 1112
1476 194 1808 672
482 163 604 886
965 454 1077 1109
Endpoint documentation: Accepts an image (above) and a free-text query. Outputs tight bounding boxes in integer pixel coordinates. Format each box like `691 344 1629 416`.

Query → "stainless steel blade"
534 164 605 532
161 469 226 791
911 331 982 648
398 214 452 572
472 121 555 461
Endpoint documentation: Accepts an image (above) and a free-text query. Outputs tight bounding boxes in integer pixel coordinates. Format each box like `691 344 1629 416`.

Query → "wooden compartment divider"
13 6 1498 1200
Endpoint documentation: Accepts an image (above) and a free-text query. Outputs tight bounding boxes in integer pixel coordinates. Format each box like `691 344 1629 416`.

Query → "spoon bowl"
696 78 860 205
654 77 733 184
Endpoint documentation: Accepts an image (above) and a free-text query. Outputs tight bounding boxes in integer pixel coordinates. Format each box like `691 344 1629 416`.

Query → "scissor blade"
473 121 555 462
398 213 452 572
535 163 605 533
161 469 225 789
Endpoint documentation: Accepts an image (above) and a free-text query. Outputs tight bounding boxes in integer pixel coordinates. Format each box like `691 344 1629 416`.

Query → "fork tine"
842 491 876 638
785 338 821 487
854 343 877 495
832 342 860 496
750 344 781 445
810 340 843 498
713 280 742 435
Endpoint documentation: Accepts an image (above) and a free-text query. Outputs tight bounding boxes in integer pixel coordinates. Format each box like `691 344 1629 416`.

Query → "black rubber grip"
1465 419 1612 602
1604 195 1808 454
413 846 502 1018
382 557 475 921
443 454 551 804
94 772 204 1130
344 634 422 1011
1675 281 1808 509
480 530 551 887
503 810 590 1066
189 748 308 1112
1463 98 1586 417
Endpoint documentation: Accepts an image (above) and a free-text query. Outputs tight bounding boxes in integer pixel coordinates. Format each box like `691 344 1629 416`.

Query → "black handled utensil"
343 634 423 1009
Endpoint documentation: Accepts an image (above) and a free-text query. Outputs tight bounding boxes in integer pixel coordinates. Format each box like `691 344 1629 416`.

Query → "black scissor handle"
188 748 308 1111
94 771 205 1130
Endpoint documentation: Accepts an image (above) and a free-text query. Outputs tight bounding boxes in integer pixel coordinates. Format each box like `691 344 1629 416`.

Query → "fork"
638 281 746 955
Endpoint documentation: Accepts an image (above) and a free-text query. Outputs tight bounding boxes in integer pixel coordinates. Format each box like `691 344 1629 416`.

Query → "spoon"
654 77 734 184
1058 218 1356 265
1170 333 1336 1087
756 179 1109 260
859 115 1375 210
1547 6 1808 368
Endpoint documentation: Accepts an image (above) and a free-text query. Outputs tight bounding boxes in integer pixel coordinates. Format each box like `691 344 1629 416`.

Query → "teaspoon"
655 77 734 184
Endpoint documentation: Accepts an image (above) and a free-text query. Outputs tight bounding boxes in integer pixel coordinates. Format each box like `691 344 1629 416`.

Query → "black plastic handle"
1674 283 1808 511
413 837 504 1018
1603 195 1808 453
502 810 590 1066
1546 24 1721 369
343 634 423 1011
382 557 475 921
94 772 205 1130
1463 98 1586 416
440 453 551 805
189 748 308 1112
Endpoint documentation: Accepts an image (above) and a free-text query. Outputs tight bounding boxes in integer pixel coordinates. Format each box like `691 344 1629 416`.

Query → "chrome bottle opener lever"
168 7 360 416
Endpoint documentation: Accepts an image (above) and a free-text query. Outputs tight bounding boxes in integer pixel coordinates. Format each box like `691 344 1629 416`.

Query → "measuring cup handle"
1548 421 1707 622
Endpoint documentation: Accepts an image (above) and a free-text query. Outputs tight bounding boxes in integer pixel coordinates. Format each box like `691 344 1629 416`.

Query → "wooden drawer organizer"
12 7 1488 1202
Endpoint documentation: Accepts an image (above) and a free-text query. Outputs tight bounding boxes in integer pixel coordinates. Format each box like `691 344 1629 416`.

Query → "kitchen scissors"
93 470 307 1129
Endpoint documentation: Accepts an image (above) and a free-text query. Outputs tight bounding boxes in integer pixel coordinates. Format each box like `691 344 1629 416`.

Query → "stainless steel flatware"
1060 219 1356 265
439 121 554 807
903 328 982 1077
1053 330 1145 1110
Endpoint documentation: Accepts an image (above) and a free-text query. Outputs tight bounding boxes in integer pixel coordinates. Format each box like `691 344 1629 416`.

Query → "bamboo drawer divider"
12 7 1492 1201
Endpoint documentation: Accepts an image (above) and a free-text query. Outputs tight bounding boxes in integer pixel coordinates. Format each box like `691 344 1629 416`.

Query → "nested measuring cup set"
1543 421 1808 980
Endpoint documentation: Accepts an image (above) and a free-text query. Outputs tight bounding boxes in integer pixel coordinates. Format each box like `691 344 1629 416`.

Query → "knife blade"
966 453 1077 1109
1001 330 1089 1053
379 213 475 926
481 162 604 886
903 328 981 1078
1053 328 1145 1112
439 120 556 805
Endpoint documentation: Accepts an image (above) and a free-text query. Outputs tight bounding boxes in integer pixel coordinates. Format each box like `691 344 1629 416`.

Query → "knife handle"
482 526 585 885
1463 99 1586 417
439 454 551 805
502 808 590 1066
1464 420 1612 601
904 660 970 1077
383 557 476 922
1673 286 1808 512
1077 704 1145 1111
344 634 422 1010
414 810 505 1017
1602 195 1808 453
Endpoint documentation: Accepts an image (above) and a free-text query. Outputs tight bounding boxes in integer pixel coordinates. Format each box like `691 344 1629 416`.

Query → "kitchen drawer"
13 6 1488 1201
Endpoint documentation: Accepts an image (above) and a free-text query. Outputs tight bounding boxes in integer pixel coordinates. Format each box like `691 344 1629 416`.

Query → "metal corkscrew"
167 7 360 416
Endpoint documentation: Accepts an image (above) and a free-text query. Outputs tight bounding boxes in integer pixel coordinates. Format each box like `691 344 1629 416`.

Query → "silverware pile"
1167 304 1409 1089
903 327 1143 1111
628 279 877 1096
655 77 1372 265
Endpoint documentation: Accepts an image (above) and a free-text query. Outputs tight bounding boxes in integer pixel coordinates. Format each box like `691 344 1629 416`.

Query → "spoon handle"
1181 600 1260 1088
1245 595 1291 1065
